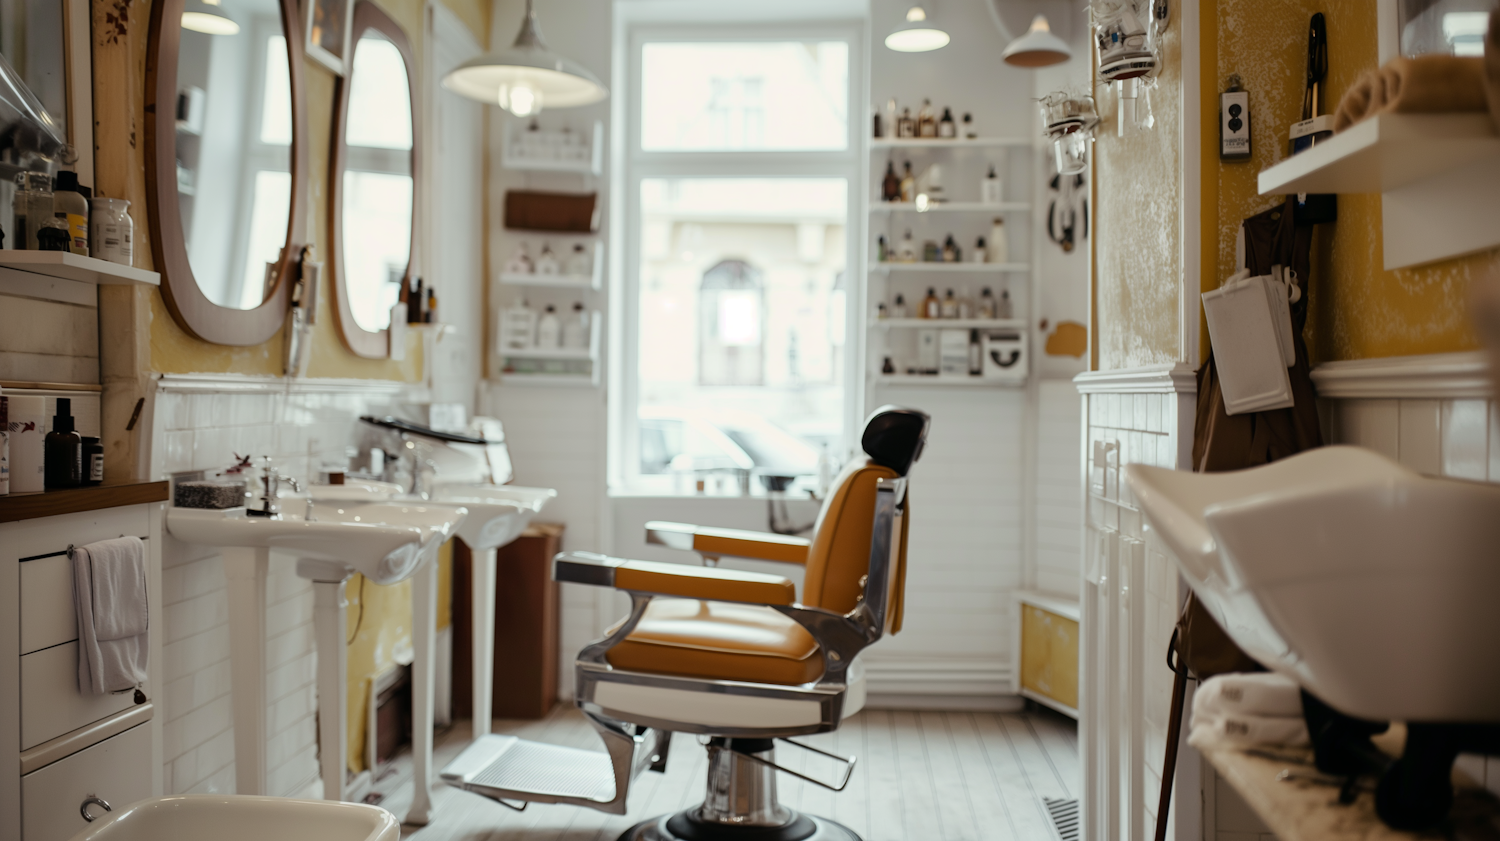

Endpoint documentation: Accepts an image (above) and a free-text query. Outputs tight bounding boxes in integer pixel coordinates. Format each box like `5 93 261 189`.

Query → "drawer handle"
80 796 112 822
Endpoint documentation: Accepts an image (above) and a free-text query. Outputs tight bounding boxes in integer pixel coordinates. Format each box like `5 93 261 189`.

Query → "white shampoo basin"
1126 445 1500 723
67 795 398 841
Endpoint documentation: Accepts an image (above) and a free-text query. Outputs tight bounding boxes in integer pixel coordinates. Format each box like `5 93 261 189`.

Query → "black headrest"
860 406 930 477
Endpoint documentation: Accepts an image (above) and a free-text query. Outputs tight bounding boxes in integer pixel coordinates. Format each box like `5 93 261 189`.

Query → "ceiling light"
442 0 607 116
886 6 950 53
182 0 239 35
1003 14 1072 67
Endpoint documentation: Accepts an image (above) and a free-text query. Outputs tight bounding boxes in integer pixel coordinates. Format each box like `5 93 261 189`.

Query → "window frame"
611 21 867 495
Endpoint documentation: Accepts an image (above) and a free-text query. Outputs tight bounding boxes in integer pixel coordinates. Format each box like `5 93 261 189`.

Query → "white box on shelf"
981 330 1026 381
938 329 971 377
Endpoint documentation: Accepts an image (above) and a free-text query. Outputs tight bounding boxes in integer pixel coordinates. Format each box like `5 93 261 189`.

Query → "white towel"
72 537 149 695
1192 672 1304 719
1187 711 1310 750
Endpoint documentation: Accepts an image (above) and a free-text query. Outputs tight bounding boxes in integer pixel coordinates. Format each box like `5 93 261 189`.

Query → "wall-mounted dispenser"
1091 0 1169 134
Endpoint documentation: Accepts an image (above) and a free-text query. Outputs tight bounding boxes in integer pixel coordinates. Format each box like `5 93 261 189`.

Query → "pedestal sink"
165 502 466 808
304 480 555 824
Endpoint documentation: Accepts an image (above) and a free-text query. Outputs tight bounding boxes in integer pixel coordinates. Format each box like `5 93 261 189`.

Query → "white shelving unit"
497 308 602 387
500 120 603 176
0 252 159 286
873 262 1029 273
497 241 604 290
876 375 1022 387
1257 113 1500 269
871 201 1029 214
874 318 1024 330
871 137 1031 149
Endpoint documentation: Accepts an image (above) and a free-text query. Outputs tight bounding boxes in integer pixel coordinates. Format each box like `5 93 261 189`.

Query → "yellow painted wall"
1092 19 1185 370
1205 1 1500 364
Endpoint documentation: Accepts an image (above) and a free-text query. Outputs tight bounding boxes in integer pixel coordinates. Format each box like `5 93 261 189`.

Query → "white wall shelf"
874 375 1021 387
1257 113 1500 269
874 318 1024 329
0 252 160 286
495 373 597 387
501 120 603 175
870 202 1030 214
873 262 1029 273
871 137 1031 149
498 241 604 290
500 346 591 360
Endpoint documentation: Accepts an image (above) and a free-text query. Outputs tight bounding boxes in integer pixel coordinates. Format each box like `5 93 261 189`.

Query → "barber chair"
440 406 929 840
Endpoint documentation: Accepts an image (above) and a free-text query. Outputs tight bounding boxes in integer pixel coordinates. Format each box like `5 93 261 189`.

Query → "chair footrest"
442 734 616 804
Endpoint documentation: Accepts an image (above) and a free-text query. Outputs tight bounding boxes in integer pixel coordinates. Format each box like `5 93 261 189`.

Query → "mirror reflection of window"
177 0 293 310
342 34 412 333
1398 0 1496 57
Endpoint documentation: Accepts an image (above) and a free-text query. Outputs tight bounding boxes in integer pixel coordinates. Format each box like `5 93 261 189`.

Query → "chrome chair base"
618 809 860 841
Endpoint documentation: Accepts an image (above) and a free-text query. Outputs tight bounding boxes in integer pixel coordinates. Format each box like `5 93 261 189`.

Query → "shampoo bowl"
1125 445 1500 724
66 795 398 841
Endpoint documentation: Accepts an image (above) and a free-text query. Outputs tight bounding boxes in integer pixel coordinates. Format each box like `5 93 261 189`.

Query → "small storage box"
981 330 1027 381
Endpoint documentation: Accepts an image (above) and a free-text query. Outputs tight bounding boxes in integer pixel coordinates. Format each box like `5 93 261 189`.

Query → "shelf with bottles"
870 202 1028 214
495 299 601 387
0 251 159 287
871 137 1031 150
874 374 1023 387
873 318 1024 330
501 119 603 175
871 324 1029 388
874 262 1028 273
498 240 602 290
497 239 602 290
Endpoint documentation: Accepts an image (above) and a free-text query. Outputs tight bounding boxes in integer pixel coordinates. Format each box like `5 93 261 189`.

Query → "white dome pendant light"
885 5 950 52
1002 15 1072 67
442 0 607 117
182 0 240 35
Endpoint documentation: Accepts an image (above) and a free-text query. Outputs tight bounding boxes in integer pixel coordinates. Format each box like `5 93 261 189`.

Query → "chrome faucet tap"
249 460 302 518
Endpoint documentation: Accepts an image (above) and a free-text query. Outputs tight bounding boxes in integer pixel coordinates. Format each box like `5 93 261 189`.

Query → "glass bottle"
921 287 940 319
876 234 888 262
899 162 916 203
972 236 988 264
988 218 1009 264
942 234 960 263
978 287 997 319
898 108 916 138
982 166 1004 205
892 293 908 318
898 230 917 262
14 172 52 250
922 239 941 262
882 161 901 202
938 107 957 138
940 289 958 319
998 289 1014 319
918 99 937 137
963 112 977 139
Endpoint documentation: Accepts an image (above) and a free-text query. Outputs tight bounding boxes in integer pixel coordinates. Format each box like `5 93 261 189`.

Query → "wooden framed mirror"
145 0 310 346
329 1 418 359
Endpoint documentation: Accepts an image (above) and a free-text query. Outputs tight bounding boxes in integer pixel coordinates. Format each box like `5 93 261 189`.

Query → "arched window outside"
698 259 765 386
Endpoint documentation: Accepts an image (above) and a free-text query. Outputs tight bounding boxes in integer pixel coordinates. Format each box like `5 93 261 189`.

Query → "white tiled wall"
151 380 403 795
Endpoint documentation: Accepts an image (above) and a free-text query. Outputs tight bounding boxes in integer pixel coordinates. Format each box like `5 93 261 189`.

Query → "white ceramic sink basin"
309 481 555 550
66 795 398 841
167 503 466 585
1126 445 1500 723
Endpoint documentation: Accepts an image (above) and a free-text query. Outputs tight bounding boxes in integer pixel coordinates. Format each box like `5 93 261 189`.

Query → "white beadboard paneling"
1338 399 1400 459
1397 399 1443 473
1442 400 1489 480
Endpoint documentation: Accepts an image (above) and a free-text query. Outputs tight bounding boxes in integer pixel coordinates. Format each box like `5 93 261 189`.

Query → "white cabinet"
21 643 138 751
21 724 153 841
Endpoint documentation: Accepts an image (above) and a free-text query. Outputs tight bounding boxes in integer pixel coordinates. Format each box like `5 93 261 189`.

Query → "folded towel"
73 537 149 695
1187 711 1310 750
1193 672 1304 719
1333 55 1488 132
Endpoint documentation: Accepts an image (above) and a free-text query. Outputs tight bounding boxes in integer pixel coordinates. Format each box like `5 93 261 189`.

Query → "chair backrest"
801 407 927 630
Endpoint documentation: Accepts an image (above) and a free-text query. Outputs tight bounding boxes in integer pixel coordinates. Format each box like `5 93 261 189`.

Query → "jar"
90 197 134 266
14 171 53 250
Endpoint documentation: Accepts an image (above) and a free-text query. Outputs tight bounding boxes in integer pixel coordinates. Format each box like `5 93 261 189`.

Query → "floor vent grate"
1044 797 1080 841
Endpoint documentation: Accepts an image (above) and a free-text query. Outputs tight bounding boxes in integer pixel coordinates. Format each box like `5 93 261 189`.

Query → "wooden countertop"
0 481 169 523
1202 725 1499 841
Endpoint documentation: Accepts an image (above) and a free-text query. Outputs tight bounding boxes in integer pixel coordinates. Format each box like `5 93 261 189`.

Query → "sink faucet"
412 458 438 500
249 460 302 517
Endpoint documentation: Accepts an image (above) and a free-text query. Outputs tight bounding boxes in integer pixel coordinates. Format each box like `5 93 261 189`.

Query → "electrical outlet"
1221 89 1251 160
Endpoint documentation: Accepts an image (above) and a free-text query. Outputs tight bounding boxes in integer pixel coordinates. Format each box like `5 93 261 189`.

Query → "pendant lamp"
182 0 240 36
885 6 950 53
442 0 607 116
1002 15 1071 67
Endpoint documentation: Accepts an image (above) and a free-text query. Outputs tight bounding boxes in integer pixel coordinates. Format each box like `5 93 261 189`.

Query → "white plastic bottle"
536 304 561 348
90 197 133 265
536 243 560 275
987 218 1009 264
565 243 591 277
562 302 589 349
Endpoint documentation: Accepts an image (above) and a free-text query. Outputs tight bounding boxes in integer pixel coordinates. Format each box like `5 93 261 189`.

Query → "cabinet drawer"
21 554 78 655
21 641 140 750
22 723 153 841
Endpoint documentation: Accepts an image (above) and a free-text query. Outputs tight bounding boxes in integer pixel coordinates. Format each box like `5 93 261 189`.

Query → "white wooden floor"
367 705 1078 841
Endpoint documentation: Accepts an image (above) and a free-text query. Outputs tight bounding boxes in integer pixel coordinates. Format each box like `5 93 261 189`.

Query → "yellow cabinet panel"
1020 604 1079 712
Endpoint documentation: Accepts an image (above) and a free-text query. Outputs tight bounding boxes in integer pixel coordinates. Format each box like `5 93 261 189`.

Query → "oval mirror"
147 0 309 345
330 1 416 359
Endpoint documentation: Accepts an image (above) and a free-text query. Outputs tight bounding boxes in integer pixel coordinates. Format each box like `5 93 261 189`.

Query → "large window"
619 30 860 495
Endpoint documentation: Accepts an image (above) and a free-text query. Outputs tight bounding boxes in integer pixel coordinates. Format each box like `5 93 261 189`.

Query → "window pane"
237 170 292 309
641 41 848 151
346 37 413 150
260 36 292 145
637 178 846 491
342 170 413 331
